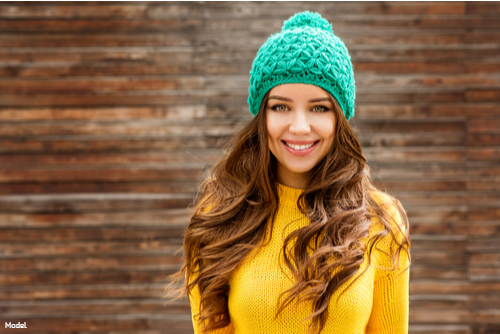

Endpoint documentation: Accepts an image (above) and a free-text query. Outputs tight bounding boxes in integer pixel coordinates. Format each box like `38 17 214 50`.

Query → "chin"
286 164 316 174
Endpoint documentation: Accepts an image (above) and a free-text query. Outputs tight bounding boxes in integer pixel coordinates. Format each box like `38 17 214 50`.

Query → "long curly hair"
165 89 411 334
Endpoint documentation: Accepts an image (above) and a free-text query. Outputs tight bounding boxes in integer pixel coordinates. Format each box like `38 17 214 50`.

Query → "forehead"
268 83 330 98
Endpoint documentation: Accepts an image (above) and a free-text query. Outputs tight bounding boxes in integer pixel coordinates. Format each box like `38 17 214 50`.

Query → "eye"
271 104 288 112
312 105 330 113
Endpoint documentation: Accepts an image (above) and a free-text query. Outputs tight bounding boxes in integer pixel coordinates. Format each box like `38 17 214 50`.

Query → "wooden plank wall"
0 2 498 333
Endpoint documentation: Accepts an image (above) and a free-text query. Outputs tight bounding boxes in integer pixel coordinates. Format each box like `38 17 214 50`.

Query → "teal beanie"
247 11 356 120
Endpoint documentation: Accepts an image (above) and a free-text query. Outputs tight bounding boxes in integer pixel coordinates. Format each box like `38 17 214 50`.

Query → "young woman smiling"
266 83 337 190
167 11 411 334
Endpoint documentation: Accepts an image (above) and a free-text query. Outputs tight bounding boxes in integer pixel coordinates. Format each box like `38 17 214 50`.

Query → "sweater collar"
276 182 305 208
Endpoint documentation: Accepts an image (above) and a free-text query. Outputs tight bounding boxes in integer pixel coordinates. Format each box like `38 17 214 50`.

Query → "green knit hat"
247 11 356 120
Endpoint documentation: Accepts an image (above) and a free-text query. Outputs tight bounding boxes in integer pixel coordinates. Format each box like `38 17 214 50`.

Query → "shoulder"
367 190 406 237
194 176 217 215
365 190 409 269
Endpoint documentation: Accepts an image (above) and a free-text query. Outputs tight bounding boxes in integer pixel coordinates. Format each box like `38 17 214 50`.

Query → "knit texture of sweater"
188 182 409 333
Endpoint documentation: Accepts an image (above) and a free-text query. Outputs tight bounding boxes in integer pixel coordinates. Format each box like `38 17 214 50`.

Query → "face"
265 83 337 189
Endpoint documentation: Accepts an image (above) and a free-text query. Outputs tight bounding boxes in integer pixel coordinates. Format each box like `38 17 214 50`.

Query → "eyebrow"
268 95 331 103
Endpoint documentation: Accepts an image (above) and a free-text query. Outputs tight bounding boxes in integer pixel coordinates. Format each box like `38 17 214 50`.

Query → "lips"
281 140 319 157
281 140 319 148
282 140 318 145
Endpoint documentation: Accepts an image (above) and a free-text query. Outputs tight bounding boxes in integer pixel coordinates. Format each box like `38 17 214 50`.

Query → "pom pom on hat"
282 11 333 33
247 11 356 121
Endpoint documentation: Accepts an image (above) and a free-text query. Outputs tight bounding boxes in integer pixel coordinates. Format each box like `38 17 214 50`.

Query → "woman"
167 11 411 334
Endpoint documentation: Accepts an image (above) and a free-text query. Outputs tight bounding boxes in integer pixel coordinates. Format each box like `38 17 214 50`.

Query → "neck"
276 165 309 189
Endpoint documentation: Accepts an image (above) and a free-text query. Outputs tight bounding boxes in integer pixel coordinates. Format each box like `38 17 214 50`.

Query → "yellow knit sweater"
188 182 409 333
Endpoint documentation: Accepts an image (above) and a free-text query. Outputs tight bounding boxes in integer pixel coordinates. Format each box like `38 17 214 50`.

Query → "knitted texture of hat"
247 11 356 120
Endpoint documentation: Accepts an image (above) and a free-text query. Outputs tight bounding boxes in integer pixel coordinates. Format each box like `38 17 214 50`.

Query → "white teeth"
285 142 315 150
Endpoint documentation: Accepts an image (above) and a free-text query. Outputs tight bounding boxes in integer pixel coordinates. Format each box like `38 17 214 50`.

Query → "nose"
289 109 310 136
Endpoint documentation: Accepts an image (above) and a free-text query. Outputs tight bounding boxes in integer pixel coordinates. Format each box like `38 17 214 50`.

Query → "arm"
186 178 235 333
186 267 235 334
366 203 410 333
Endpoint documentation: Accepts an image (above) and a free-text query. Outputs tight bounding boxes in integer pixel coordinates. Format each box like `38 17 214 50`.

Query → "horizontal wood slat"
0 106 209 122
0 3 471 19
1 240 183 258
0 19 204 33
0 273 175 288
0 227 185 242
0 209 190 228
0 120 248 137
0 299 191 317
0 181 200 195
0 201 192 216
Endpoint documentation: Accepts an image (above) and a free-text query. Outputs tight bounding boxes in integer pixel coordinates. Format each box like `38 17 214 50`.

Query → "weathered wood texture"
0 2 499 333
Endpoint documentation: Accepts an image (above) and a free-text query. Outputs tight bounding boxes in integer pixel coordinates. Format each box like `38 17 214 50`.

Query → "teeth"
285 142 315 150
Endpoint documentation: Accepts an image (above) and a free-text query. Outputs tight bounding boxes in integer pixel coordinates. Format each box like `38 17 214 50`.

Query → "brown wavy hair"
165 89 411 334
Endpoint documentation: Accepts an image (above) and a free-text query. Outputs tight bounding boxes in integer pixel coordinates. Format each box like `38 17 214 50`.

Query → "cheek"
312 116 336 140
266 114 281 142
326 124 335 141
266 116 284 158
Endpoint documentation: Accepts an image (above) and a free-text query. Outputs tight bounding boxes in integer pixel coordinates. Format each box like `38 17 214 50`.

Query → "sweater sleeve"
186 270 235 334
187 177 235 333
365 201 410 334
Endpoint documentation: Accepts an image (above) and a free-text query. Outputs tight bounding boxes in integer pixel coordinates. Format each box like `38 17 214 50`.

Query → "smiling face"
265 83 337 189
